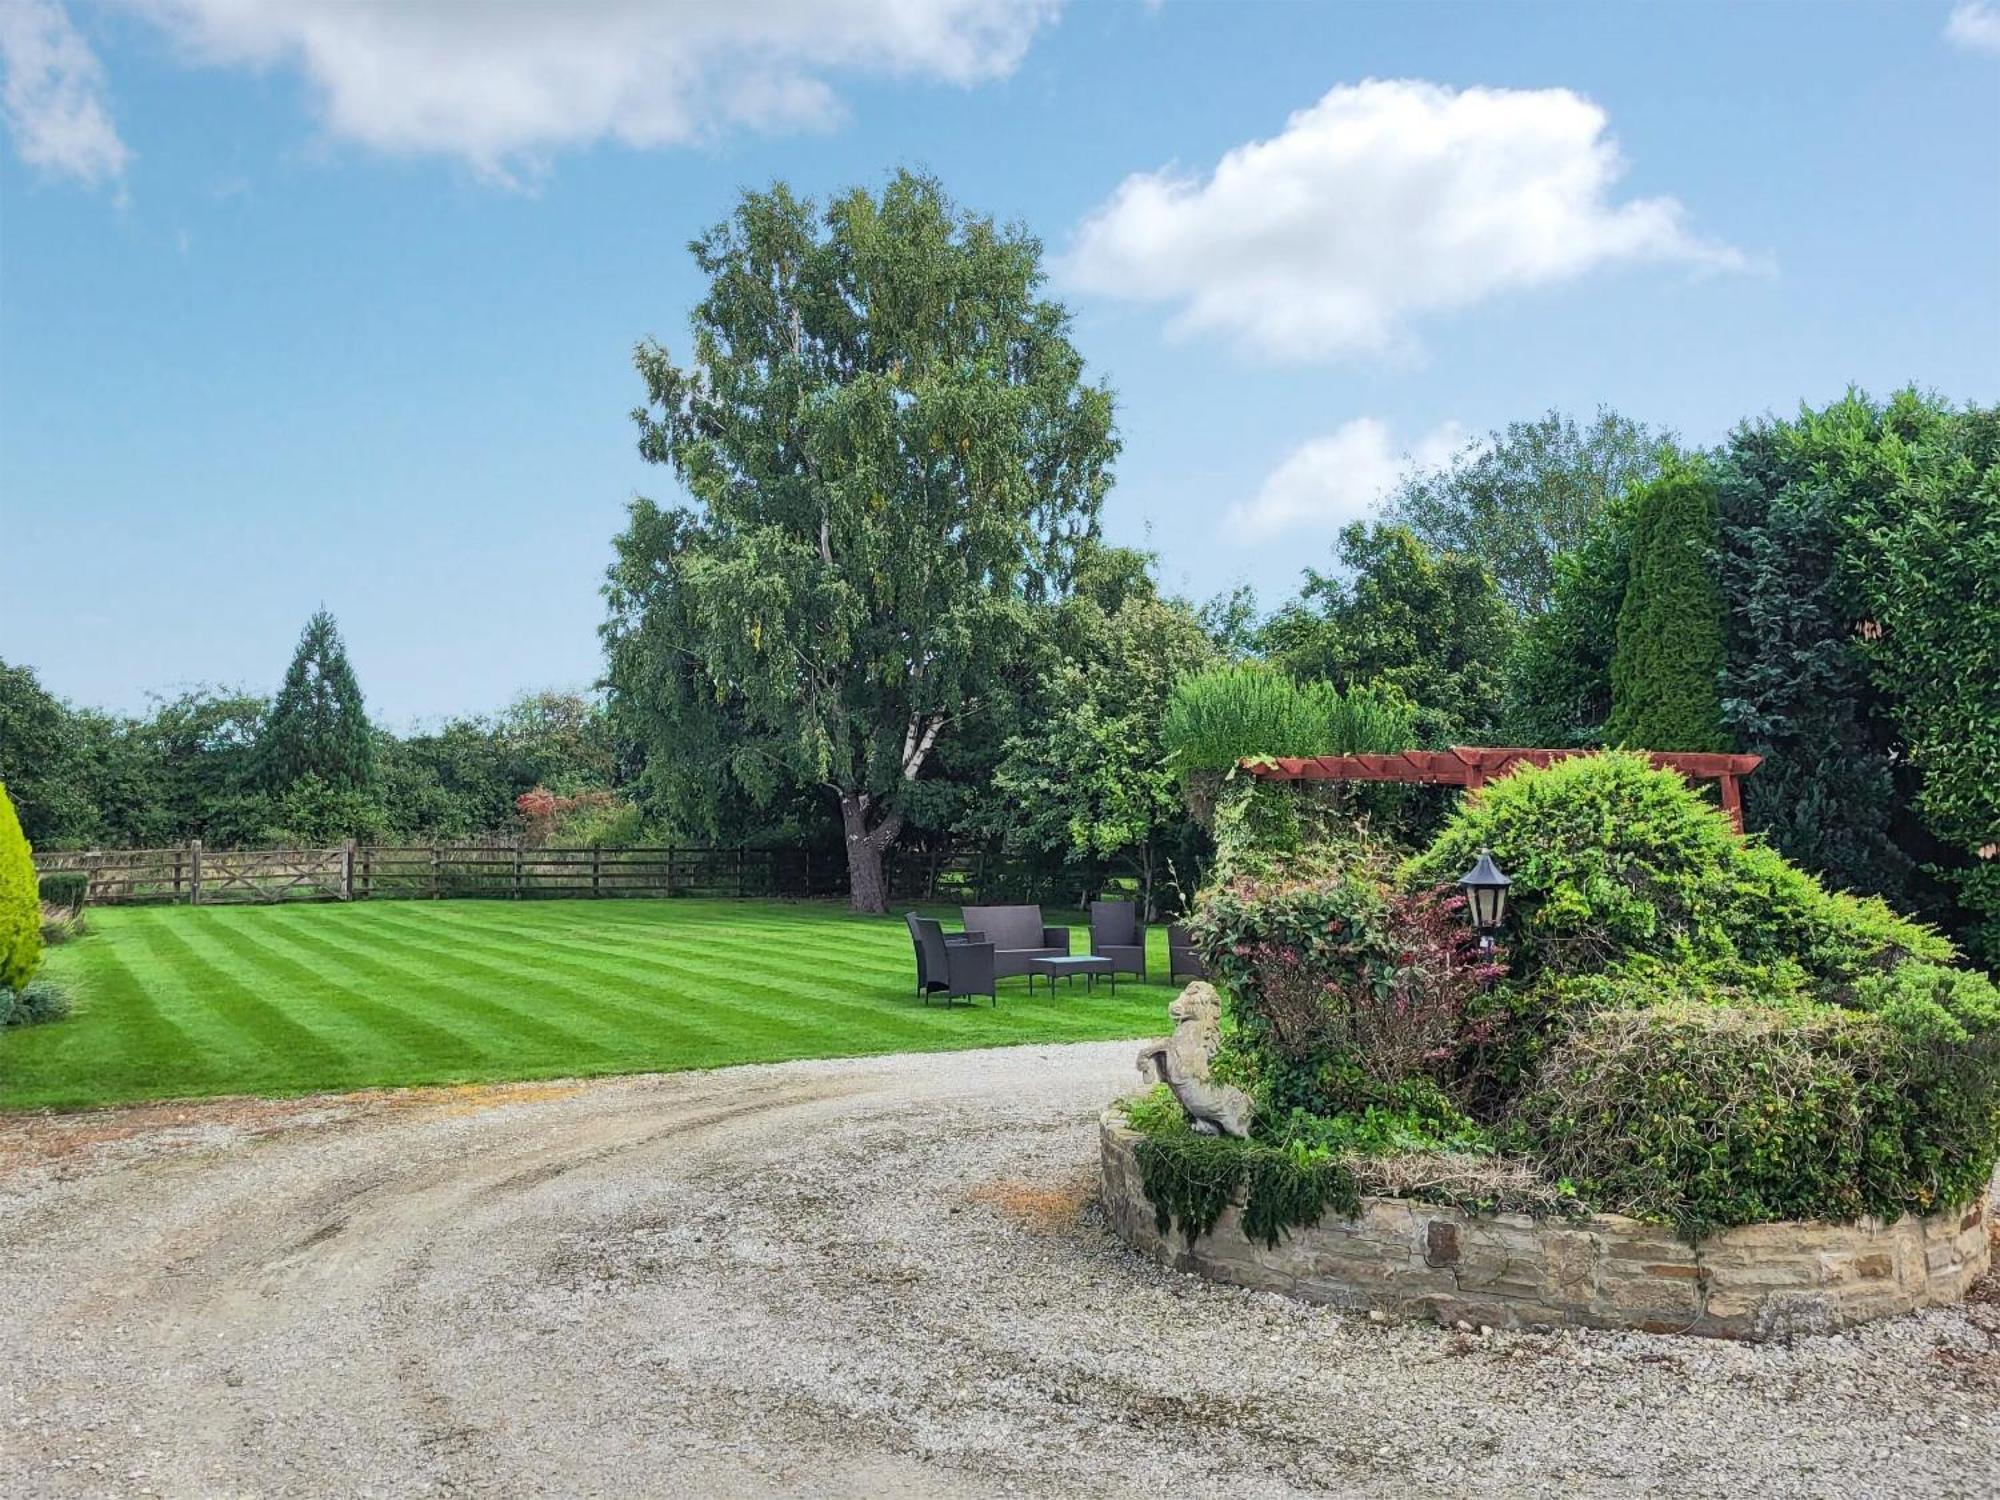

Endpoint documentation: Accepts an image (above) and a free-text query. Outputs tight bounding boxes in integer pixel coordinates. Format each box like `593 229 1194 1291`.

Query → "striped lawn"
4 899 1186 1111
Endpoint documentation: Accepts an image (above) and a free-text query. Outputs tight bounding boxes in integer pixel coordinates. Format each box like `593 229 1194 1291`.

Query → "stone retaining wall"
1100 1110 1991 1340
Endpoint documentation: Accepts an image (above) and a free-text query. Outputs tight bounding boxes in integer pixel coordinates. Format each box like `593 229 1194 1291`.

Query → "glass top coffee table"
1026 954 1116 995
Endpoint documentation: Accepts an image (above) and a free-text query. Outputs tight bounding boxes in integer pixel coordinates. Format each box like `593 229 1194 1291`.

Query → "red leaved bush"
1362 887 1506 1086
1209 879 1504 1088
515 786 614 847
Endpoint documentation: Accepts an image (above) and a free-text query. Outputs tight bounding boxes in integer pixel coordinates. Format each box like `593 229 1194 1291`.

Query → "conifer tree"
1606 465 1730 752
259 610 376 792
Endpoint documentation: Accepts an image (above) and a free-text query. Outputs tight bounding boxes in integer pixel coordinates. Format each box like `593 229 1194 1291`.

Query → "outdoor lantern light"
1457 848 1512 947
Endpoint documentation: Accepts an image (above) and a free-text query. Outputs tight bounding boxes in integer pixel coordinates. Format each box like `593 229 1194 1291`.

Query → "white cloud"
0 0 128 186
1228 418 1467 542
115 0 1058 181
1064 78 1745 363
1946 1 2000 54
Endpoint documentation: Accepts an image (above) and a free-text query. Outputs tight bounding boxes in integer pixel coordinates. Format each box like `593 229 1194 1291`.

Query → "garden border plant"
1118 752 2000 1269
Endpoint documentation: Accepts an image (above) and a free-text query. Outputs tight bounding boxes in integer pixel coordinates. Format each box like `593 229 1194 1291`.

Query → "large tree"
259 610 376 796
1259 522 1513 745
605 172 1119 911
1386 407 1667 614
0 660 89 846
985 549 1218 916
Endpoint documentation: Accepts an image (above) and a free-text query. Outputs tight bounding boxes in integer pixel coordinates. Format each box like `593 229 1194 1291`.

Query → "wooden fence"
33 842 1079 908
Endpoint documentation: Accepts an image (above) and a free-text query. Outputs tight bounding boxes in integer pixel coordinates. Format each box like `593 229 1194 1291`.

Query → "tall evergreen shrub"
0 783 43 993
259 610 376 793
1605 464 1729 752
1715 400 1910 905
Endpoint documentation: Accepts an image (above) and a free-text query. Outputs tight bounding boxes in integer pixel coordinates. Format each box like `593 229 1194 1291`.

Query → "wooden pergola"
1240 746 1764 835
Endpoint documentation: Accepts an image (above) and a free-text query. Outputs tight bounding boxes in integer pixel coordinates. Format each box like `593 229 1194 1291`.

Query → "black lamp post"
1457 847 1512 956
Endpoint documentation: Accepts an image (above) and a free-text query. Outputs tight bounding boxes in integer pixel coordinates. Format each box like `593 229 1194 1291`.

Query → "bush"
1515 997 2000 1236
1135 750 2000 1245
1162 664 1413 775
39 902 86 945
37 870 87 910
1 976 70 1027
0 783 42 993
1406 752 1952 988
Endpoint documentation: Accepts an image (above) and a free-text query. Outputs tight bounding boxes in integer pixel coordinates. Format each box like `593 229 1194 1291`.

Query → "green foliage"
1835 395 2000 966
37 871 86 910
1714 395 1914 909
257 772 390 847
1387 406 1669 615
1606 464 1729 752
1406 752 1946 990
0 784 44 992
1131 1123 1360 1249
260 611 376 794
1500 501 1631 747
1189 855 1501 1125
1259 522 1514 744
1162 663 1414 772
0 660 97 845
987 563 1218 913
1517 998 2000 1238
39 903 86 946
2 976 70 1027
1385 753 2000 1233
1118 1082 1186 1135
606 170 1119 911
0 788 42 981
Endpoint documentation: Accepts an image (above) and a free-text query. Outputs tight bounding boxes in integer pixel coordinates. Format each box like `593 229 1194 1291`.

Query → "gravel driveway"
1 1041 1995 1499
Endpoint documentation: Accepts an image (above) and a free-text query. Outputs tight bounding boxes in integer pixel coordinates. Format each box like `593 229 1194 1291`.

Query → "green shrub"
37 871 87 910
39 902 87 945
0 784 42 993
1407 752 1951 988
1606 463 1731 752
1 976 70 1027
1515 998 2000 1237
1162 663 1414 773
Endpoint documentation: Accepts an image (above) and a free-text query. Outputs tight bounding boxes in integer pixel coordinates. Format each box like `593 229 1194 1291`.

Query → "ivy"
1132 1127 1360 1250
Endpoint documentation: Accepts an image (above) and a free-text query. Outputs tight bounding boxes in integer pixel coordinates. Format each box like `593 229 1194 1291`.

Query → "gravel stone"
0 1041 1996 1498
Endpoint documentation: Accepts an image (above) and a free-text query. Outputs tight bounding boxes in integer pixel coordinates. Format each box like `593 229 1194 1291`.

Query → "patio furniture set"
904 901 1209 1007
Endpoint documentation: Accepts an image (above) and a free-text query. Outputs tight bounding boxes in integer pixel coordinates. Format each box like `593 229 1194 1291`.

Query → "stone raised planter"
1101 1109 1991 1340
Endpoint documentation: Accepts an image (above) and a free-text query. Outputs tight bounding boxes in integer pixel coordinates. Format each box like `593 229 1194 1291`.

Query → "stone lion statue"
1136 981 1253 1138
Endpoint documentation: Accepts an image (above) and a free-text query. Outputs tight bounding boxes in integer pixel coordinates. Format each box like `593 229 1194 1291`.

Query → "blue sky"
3 0 1997 727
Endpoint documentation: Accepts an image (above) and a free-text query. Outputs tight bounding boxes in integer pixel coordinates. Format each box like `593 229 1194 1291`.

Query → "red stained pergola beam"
1243 747 1763 834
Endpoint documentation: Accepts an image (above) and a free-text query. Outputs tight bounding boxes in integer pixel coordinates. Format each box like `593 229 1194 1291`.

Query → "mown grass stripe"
55 918 222 1088
194 911 500 1071
355 904 850 1058
128 913 353 1076
255 909 632 1061
414 905 953 1050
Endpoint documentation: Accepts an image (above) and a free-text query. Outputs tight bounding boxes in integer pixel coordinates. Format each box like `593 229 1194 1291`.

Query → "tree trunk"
839 792 898 915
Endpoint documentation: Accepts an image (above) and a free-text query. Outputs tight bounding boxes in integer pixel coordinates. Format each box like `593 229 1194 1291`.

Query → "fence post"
189 839 203 907
430 844 441 900
173 845 184 902
666 845 676 898
737 845 747 899
342 839 356 901
592 844 602 898
513 840 524 900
